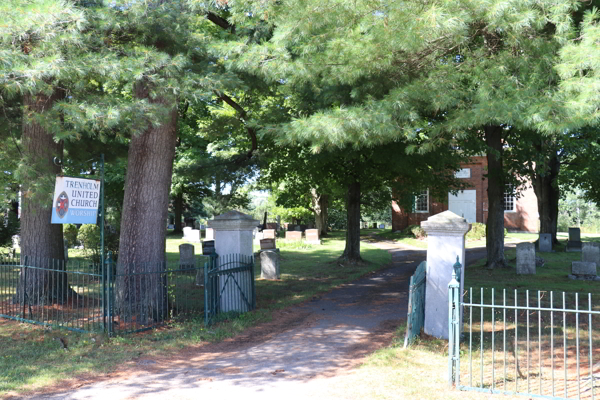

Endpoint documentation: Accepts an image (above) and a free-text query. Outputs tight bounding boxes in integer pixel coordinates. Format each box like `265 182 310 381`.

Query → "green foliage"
77 224 101 264
402 225 427 240
63 224 79 248
328 207 347 230
0 212 19 248
466 223 487 241
558 189 600 233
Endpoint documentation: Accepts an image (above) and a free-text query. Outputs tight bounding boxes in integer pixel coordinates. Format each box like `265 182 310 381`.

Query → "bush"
77 224 101 264
63 224 79 247
402 224 427 239
466 223 486 241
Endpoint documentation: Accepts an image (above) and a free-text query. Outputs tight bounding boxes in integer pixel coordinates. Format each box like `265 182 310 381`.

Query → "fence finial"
453 256 462 283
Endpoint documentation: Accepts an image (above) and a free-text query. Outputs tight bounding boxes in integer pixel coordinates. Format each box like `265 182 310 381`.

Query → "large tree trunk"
485 125 508 269
18 92 68 305
311 189 329 237
340 180 363 263
173 191 184 234
532 152 560 244
116 82 178 324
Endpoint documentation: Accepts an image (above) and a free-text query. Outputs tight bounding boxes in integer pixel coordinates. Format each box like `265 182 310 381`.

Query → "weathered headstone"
516 242 536 275
202 240 215 255
205 228 214 240
12 235 19 248
208 211 259 312
285 231 302 241
263 229 276 239
260 238 276 250
571 261 597 277
167 224 174 230
582 242 600 266
539 233 552 252
260 249 280 279
305 229 321 245
567 227 583 252
421 211 471 340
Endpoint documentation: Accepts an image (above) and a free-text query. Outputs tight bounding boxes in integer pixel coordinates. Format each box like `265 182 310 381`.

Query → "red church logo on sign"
55 191 69 218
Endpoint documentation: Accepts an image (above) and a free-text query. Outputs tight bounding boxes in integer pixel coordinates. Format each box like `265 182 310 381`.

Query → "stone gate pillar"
208 211 259 312
421 210 471 339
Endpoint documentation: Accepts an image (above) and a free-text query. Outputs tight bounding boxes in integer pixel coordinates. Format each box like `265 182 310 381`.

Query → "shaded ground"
15 239 490 400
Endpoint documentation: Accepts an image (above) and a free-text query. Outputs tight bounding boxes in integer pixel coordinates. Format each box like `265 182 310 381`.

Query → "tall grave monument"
208 211 259 312
421 211 471 340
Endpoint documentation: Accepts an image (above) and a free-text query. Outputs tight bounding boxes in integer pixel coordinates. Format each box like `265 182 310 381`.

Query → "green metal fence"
204 253 255 326
0 253 211 334
449 281 600 399
404 260 427 347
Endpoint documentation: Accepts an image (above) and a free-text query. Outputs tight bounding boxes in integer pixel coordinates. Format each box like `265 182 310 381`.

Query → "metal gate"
204 253 255 325
449 281 600 399
404 261 426 347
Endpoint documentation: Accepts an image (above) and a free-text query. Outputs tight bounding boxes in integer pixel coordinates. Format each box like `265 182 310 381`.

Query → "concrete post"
421 210 471 339
208 210 259 312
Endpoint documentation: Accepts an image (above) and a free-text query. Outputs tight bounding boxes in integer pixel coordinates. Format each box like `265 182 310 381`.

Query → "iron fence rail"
0 254 214 334
450 285 600 400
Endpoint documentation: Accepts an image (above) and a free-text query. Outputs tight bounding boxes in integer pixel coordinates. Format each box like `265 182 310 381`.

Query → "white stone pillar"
208 211 259 312
421 211 471 339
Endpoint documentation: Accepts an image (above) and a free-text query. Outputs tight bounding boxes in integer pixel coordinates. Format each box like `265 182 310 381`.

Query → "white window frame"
503 184 516 213
414 189 429 213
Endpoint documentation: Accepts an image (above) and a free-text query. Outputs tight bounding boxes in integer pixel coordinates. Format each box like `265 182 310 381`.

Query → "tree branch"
214 91 258 161
206 12 234 33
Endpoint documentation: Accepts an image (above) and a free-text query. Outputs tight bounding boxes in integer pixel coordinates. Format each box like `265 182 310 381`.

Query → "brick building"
391 156 539 233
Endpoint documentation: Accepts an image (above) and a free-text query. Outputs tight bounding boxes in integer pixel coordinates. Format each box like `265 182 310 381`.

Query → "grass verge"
0 230 390 396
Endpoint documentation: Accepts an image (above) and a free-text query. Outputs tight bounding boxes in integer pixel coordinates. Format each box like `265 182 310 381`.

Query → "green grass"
0 230 391 396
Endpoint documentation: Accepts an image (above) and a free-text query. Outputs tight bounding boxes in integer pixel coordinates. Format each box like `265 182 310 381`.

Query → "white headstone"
539 234 552 252
421 211 471 340
208 211 259 312
260 249 280 279
516 243 536 274
205 228 214 240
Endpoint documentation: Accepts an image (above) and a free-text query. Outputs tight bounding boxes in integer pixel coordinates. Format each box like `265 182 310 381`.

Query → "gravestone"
305 229 321 245
516 243 536 275
12 235 19 248
190 229 201 242
205 228 214 240
260 238 276 250
571 261 597 277
260 249 280 279
179 243 200 285
182 227 192 241
421 211 471 340
582 242 600 266
254 231 264 244
64 240 69 263
208 211 259 312
202 240 215 255
379 224 385 229
263 229 276 239
539 234 552 252
285 231 302 241
294 225 302 232
567 227 582 252
167 224 174 230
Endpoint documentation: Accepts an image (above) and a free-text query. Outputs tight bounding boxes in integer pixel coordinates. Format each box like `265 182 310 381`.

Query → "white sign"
51 176 101 224
455 168 471 179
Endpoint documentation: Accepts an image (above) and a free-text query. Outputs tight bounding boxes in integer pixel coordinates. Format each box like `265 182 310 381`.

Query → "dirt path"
23 239 488 400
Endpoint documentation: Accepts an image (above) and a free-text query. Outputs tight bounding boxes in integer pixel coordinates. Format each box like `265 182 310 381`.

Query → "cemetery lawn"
0 231 391 397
